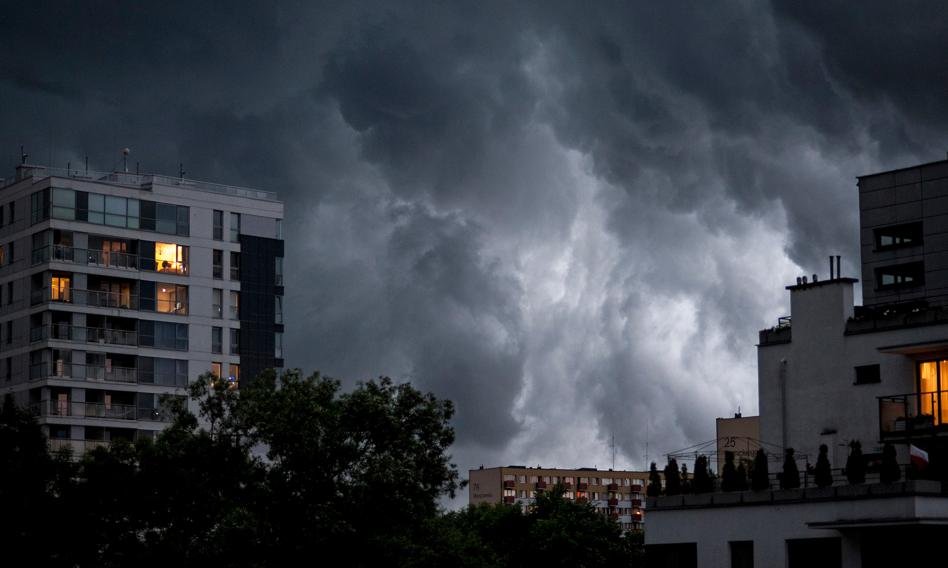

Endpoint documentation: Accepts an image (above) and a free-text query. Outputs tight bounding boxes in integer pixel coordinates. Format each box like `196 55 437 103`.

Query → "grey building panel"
921 161 948 181
859 172 896 192
922 196 948 217
922 177 948 199
894 167 922 186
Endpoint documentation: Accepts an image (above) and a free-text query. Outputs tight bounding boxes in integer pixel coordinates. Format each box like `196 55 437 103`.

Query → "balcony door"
917 360 948 425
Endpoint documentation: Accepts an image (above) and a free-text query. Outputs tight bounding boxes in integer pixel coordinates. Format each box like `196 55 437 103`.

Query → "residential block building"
645 157 948 567
469 465 649 531
0 163 284 454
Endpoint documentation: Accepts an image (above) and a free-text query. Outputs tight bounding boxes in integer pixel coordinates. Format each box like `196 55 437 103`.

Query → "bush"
814 444 833 488
751 448 770 491
663 458 681 496
880 442 901 484
780 448 800 489
646 462 662 497
845 440 865 484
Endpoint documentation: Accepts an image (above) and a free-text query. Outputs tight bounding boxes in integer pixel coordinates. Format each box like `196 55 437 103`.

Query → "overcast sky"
2 2 947 484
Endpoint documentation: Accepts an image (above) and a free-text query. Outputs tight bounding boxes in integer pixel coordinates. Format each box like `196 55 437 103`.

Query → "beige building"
469 465 649 531
715 413 760 474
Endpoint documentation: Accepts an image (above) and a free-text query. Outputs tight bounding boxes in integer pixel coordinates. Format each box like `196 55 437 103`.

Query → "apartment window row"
138 321 188 351
32 230 190 276
32 188 190 236
211 326 242 355
875 261 924 290
0 200 14 228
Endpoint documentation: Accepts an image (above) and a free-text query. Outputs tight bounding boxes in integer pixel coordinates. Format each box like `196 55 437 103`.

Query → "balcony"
607 483 619 491
608 498 619 507
536 481 547 490
30 362 139 384
879 391 948 439
32 324 137 347
30 399 171 422
503 496 516 504
41 287 139 310
33 244 139 271
577 482 589 491
631 499 643 508
48 438 112 456
631 484 643 493
503 480 515 489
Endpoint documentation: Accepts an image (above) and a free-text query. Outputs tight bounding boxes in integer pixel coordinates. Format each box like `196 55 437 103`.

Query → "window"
211 361 222 378
875 222 922 250
88 193 104 224
148 358 188 387
275 331 283 358
213 210 223 240
854 364 881 385
8 241 14 263
52 189 76 220
5 320 11 344
212 289 223 318
213 250 223 279
139 321 188 350
155 242 189 275
8 201 14 224
875 262 924 290
7 282 12 304
275 257 284 286
276 219 283 239
156 284 188 315
0 245 5 266
156 203 177 234
228 363 240 385
31 189 50 225
274 295 283 324
230 252 240 280
230 328 240 355
918 360 948 425
212 327 222 354
230 213 240 242
229 291 240 320
51 275 71 302
105 195 127 227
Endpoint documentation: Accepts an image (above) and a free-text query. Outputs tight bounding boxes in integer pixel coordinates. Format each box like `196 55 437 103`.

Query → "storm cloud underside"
2 1 947 482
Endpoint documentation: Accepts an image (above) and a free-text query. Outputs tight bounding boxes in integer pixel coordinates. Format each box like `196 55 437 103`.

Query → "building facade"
0 164 284 454
715 414 760 475
469 465 649 531
645 157 948 567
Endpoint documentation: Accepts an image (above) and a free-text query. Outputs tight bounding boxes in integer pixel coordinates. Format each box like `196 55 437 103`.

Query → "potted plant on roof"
880 442 901 484
780 448 800 490
751 448 770 491
663 458 681 496
646 462 661 497
845 440 865 484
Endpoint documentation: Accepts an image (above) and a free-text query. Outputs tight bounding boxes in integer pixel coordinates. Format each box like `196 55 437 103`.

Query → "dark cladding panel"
239 234 284 383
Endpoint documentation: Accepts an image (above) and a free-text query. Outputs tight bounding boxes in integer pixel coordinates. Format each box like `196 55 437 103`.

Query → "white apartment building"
645 158 948 567
0 163 284 454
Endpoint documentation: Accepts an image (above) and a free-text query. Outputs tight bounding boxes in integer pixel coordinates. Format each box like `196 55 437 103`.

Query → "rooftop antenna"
178 163 186 180
19 145 28 165
611 432 616 470
84 155 88 176
122 148 130 173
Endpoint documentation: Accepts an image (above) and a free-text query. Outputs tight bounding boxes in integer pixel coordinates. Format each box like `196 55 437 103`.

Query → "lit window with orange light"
155 242 189 274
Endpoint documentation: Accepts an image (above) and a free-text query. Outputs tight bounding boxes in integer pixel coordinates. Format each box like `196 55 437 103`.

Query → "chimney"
829 256 835 280
836 256 841 279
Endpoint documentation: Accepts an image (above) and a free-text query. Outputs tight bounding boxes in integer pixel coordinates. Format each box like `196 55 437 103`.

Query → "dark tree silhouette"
679 463 691 494
721 451 738 491
647 462 662 497
751 448 770 491
814 444 833 488
845 440 866 485
735 459 748 491
692 455 713 493
663 458 681 496
780 448 800 489
880 442 901 484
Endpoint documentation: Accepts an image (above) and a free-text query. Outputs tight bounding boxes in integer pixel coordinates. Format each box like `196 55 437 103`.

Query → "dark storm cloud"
2 1 947 471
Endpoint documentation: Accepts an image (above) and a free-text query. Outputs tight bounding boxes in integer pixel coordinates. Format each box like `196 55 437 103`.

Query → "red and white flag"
910 444 929 470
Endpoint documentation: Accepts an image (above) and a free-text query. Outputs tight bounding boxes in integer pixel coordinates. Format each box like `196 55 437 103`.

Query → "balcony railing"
33 244 139 270
49 438 112 455
30 399 172 422
30 361 139 384
31 324 137 346
879 391 948 438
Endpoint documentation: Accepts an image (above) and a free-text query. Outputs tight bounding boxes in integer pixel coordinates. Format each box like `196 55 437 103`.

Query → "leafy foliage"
663 458 681 496
880 442 901 484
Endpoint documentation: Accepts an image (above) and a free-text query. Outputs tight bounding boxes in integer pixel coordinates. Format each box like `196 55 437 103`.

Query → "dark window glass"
230 252 240 280
875 262 925 290
75 192 88 222
854 364 881 385
213 250 223 279
875 222 922 250
138 356 155 384
139 241 156 271
139 281 156 311
213 210 223 240
156 203 176 234
176 206 189 236
175 360 188 387
730 541 753 568
140 201 156 231
138 320 154 347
